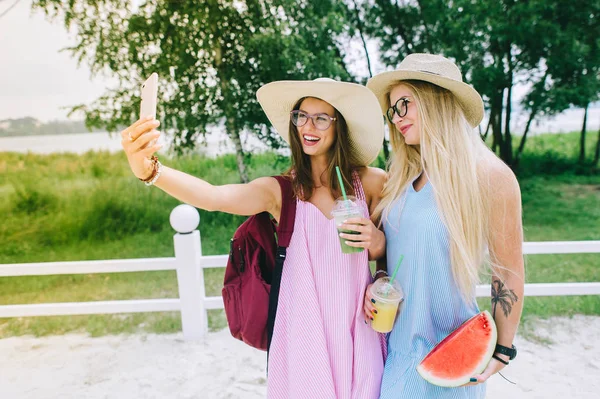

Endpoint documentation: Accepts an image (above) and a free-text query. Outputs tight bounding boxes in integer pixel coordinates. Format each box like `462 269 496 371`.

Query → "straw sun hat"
256 78 384 166
366 53 484 128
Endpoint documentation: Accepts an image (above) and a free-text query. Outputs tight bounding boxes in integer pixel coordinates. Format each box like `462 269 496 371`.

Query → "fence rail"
1 205 599 340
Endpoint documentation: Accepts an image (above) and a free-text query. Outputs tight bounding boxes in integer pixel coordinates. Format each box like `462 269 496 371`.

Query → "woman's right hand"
120 117 162 180
363 283 377 323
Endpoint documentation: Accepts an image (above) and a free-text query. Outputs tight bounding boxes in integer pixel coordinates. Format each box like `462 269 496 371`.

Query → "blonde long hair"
373 80 492 300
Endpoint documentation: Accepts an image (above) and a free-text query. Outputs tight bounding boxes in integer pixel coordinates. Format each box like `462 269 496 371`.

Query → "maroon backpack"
222 175 296 352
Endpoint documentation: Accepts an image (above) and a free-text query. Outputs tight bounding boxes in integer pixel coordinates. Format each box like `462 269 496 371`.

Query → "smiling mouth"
303 135 321 145
399 125 411 134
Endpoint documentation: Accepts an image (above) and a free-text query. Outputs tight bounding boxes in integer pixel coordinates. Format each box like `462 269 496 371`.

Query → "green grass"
0 132 598 338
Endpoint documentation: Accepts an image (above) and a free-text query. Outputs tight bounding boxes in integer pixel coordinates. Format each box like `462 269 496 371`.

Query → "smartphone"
140 72 159 147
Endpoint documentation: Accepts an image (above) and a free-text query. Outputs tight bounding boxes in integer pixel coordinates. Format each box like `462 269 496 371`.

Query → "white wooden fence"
1 204 599 340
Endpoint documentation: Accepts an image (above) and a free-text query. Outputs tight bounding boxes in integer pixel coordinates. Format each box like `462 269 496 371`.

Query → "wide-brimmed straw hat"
256 78 384 166
366 53 484 128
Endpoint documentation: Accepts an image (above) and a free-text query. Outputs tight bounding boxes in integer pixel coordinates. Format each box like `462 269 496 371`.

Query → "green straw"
389 255 404 284
335 166 348 201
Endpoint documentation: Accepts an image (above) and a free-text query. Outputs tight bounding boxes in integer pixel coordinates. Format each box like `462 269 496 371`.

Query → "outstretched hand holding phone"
121 116 162 180
120 73 162 180
118 72 279 219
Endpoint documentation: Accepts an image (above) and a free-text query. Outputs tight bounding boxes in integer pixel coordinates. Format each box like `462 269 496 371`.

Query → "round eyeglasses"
290 110 337 131
386 97 411 123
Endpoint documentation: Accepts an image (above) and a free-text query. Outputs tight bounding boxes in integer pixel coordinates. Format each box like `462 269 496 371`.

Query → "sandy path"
1 315 598 399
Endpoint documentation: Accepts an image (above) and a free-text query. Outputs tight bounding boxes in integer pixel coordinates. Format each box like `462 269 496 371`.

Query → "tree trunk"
593 126 600 168
490 89 504 154
579 104 589 164
351 0 373 79
503 63 514 166
514 70 549 169
514 105 539 169
227 118 249 183
482 118 491 141
382 137 390 163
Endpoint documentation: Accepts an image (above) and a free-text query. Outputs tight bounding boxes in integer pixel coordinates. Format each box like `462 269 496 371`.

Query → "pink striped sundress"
267 171 386 399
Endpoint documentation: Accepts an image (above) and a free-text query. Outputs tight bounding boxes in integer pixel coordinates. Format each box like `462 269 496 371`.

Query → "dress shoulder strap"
351 169 367 203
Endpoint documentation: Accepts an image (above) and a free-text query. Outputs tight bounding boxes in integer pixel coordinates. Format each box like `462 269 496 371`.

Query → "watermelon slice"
417 310 497 387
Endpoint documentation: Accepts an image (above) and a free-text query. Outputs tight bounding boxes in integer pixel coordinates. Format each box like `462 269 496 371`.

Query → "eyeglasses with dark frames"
290 110 337 131
386 97 411 123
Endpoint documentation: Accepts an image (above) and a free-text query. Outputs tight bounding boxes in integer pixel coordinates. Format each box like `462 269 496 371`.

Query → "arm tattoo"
491 279 519 318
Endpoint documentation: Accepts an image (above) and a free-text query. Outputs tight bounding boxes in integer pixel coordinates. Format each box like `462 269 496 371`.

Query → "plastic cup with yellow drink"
370 255 405 333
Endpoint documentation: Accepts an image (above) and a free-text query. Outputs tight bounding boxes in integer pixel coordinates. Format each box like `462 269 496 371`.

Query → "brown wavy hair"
285 97 363 201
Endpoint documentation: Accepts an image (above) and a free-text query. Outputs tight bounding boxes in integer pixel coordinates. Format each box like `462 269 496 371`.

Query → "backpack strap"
273 175 296 247
266 175 296 359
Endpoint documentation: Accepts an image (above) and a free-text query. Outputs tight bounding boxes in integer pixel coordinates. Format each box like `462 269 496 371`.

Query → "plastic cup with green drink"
331 195 364 254
331 166 364 254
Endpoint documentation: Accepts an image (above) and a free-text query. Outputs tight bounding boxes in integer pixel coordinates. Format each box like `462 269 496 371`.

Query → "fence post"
170 204 207 340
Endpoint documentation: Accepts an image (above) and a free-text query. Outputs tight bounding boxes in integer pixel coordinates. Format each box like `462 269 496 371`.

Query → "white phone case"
140 73 159 147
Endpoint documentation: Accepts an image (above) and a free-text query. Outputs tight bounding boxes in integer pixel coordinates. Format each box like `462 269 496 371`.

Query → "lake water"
0 107 598 155
0 131 272 156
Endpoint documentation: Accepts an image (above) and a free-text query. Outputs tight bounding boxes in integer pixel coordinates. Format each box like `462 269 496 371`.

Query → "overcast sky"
0 0 108 122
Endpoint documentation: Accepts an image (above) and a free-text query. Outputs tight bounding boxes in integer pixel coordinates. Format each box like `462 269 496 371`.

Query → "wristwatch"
495 344 517 360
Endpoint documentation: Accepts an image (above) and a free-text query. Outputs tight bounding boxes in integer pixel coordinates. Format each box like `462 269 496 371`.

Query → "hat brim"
256 80 384 166
366 70 484 128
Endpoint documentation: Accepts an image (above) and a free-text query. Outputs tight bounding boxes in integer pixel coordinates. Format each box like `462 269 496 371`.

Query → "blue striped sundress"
379 178 485 399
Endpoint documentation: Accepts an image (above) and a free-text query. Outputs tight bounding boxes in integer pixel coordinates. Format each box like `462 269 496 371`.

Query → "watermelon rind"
416 310 497 387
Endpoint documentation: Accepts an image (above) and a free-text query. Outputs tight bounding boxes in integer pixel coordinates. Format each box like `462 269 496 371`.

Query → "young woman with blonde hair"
121 78 388 398
363 54 525 398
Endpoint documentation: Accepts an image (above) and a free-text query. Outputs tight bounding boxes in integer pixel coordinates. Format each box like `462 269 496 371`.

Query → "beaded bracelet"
139 156 162 186
373 269 388 281
145 160 163 186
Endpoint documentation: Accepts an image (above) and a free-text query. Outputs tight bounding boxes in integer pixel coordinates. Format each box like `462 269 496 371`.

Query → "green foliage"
32 0 357 181
360 0 599 166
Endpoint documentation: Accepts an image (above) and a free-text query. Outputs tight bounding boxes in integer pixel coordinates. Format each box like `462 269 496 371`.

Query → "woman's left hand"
463 357 507 386
338 217 385 253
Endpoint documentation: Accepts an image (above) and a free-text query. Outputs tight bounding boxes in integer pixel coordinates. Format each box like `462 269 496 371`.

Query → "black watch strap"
492 354 509 365
495 343 517 360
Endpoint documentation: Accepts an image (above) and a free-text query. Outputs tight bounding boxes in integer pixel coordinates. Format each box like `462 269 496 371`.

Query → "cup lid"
371 277 404 302
331 195 360 216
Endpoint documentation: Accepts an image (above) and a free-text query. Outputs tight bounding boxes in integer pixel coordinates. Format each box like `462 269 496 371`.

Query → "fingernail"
370 316 374 320
364 320 368 324
469 378 477 383
371 299 376 304
373 310 378 314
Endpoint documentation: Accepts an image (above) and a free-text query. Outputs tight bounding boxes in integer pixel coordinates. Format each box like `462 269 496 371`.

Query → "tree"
537 0 600 165
360 0 600 169
33 0 354 182
344 0 391 163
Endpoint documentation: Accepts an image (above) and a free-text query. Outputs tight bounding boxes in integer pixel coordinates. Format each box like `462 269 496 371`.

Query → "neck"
310 154 329 187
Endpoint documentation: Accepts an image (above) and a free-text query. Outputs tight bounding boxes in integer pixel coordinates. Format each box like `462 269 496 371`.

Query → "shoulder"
249 176 283 207
477 153 521 205
358 167 387 196
250 175 282 191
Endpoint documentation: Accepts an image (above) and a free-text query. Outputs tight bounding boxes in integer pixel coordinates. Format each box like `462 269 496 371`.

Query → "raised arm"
121 117 282 220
